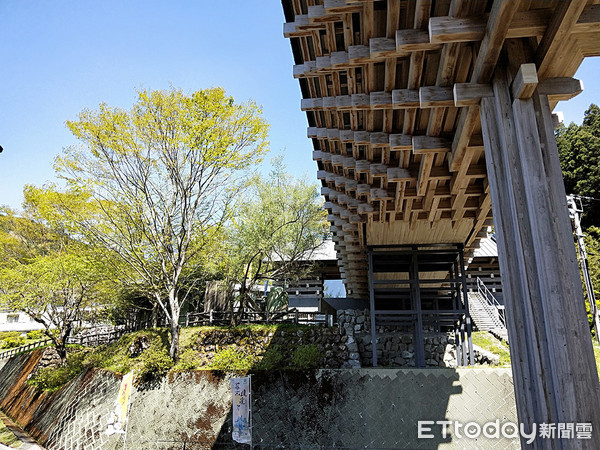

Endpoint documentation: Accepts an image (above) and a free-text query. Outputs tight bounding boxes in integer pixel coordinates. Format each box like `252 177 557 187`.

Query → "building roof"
282 0 599 297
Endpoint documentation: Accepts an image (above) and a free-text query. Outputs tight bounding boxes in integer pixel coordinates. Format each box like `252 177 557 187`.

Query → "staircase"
468 292 501 331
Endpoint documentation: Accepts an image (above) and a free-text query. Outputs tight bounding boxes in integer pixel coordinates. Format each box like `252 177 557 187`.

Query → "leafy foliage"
29 350 86 392
224 158 329 322
0 207 115 361
44 87 269 360
557 104 600 226
209 346 258 372
0 332 26 349
26 330 46 340
255 345 284 370
581 226 600 332
292 344 322 369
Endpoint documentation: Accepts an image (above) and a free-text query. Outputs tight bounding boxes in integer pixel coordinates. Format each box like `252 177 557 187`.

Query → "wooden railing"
186 310 334 327
0 311 335 361
0 339 53 360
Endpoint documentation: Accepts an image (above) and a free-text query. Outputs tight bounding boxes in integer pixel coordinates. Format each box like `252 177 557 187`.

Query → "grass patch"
592 343 600 376
29 328 173 391
471 331 511 367
0 330 52 351
0 414 21 448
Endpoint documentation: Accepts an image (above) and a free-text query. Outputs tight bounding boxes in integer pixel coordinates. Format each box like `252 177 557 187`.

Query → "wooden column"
368 250 378 366
480 65 600 448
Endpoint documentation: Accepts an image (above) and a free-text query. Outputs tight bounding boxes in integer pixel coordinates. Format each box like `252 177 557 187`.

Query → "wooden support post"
480 65 600 448
410 248 426 368
458 244 474 366
368 250 378 367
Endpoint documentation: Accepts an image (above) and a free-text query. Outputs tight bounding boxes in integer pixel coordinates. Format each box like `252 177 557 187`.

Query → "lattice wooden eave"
282 0 600 297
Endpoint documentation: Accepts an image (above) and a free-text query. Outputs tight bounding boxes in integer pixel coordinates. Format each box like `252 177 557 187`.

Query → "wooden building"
281 0 600 447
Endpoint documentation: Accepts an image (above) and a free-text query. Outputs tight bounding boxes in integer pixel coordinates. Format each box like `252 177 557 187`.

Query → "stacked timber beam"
283 1 600 446
282 0 600 299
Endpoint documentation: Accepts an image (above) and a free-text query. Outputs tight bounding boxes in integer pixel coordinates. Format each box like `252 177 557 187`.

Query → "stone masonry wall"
338 309 496 368
0 350 519 449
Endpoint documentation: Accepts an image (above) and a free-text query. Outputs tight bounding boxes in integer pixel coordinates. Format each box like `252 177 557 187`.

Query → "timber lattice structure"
281 0 599 298
282 0 600 447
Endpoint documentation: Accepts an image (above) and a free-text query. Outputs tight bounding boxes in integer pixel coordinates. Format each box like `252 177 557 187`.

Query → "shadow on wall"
210 369 463 449
0 329 518 449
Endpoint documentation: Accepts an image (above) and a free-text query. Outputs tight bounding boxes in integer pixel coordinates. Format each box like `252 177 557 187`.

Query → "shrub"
256 346 284 370
29 351 85 392
27 330 46 340
138 347 173 380
0 332 26 349
292 344 321 369
173 348 202 371
210 346 257 372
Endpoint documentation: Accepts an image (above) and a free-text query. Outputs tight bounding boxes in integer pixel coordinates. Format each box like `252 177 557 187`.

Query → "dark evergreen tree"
557 104 600 227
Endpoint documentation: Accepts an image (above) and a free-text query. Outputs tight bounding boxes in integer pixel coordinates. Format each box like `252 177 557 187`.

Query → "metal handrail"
475 277 506 328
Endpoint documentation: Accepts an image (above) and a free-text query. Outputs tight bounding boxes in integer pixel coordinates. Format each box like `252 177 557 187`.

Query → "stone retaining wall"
338 309 494 368
0 350 519 449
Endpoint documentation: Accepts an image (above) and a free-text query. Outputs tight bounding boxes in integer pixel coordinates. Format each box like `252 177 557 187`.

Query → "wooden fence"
0 311 335 361
186 310 335 327
0 338 53 360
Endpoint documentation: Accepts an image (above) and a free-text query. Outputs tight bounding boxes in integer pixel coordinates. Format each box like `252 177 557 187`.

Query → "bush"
137 347 173 380
0 332 26 349
209 346 257 372
29 351 86 392
292 344 321 369
173 348 202 371
256 346 284 370
27 330 46 341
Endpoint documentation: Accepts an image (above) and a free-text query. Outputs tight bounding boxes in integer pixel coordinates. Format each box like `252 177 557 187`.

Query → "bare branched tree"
47 87 268 359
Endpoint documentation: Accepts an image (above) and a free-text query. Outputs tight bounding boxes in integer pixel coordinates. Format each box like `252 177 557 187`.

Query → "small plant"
173 348 202 371
209 346 257 372
29 351 85 392
292 344 321 369
256 346 284 370
0 332 26 349
26 330 46 341
138 347 173 380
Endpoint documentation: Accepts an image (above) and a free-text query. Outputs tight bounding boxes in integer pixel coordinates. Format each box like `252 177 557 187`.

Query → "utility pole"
567 194 600 342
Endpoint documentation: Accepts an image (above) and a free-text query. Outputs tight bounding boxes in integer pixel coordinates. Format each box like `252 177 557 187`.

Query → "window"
7 314 19 324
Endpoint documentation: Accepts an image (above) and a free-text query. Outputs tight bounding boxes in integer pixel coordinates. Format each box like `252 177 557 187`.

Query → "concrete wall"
0 350 519 449
0 311 45 332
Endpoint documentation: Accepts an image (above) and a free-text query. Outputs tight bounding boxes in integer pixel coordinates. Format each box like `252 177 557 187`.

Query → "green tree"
583 226 600 334
557 104 600 226
0 209 112 362
225 159 329 324
46 87 268 359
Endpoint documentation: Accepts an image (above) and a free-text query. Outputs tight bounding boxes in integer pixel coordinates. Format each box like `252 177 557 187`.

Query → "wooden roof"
282 0 600 298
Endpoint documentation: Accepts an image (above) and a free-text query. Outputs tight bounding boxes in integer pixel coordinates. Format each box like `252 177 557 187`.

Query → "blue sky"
1 1 599 211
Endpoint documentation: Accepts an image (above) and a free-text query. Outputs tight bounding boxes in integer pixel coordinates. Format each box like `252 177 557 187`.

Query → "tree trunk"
56 324 71 364
168 290 181 360
232 286 247 327
152 302 159 328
